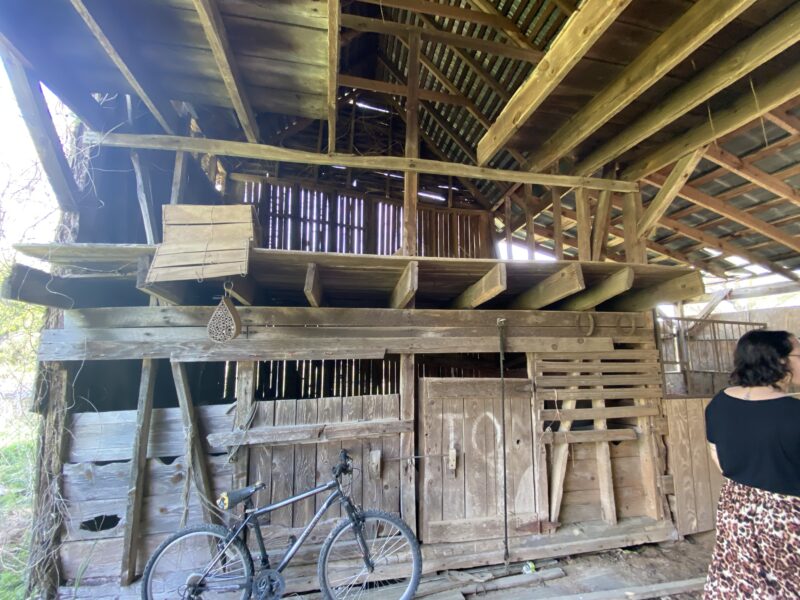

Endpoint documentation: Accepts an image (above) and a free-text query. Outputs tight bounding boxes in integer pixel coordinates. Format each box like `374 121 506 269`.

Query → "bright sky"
0 65 61 259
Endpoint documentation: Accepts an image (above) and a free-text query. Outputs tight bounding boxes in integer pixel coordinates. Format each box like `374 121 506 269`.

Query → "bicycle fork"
341 497 375 573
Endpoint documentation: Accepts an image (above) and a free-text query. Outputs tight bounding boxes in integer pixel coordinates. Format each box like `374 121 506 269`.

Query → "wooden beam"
69 0 177 134
339 74 468 106
644 172 800 255
84 132 639 192
232 361 256 494
303 262 323 307
524 185 536 259
390 261 418 308
704 144 800 209
606 271 705 311
548 578 706 600
476 0 630 165
2 54 80 212
136 256 188 306
623 191 647 263
526 0 758 173
399 354 416 534
190 0 259 142
119 358 158 585
327 0 340 152
624 61 800 181
130 151 159 245
170 362 220 524
403 33 420 256
451 263 507 309
590 190 612 261
574 2 800 176
170 150 188 205
575 187 592 261
356 0 526 32
554 267 634 311
637 147 706 237
340 14 542 62
552 189 564 259
466 0 542 50
509 263 585 309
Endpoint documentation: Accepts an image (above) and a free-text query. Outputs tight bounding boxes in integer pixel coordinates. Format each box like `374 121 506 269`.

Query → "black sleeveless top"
705 390 800 496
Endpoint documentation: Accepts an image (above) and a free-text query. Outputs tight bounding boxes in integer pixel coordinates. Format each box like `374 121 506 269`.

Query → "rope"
496 318 509 565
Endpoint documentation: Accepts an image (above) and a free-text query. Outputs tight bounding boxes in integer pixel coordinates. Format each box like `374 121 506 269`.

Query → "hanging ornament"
207 281 242 343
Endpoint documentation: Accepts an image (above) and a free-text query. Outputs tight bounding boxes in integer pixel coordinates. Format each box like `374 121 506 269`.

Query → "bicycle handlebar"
332 449 353 478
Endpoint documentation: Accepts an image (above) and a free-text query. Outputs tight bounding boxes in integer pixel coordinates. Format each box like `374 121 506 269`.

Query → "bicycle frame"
211 476 364 580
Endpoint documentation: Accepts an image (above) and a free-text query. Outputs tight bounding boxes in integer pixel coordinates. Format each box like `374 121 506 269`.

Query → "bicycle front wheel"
141 524 253 600
318 510 421 600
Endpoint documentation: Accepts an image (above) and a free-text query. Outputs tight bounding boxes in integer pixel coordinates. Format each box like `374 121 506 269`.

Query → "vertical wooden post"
170 118 190 205
399 354 417 534
232 362 256 492
26 364 69 599
575 187 591 261
526 354 549 524
403 33 420 257
171 362 220 525
524 184 535 259
120 358 158 585
552 188 564 260
623 191 647 264
504 197 512 258
327 0 340 154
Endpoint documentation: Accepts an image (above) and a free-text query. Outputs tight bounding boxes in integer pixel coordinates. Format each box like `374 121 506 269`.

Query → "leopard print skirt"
704 478 800 599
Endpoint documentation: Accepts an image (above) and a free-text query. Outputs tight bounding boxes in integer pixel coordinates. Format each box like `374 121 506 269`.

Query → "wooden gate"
419 378 544 544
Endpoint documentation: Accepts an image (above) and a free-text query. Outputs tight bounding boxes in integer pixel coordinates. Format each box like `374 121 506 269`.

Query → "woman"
704 329 800 599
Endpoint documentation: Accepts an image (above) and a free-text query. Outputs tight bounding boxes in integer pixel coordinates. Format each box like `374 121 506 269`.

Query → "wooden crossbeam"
637 147 706 237
2 54 81 212
327 0 340 152
624 61 800 181
554 267 634 311
119 358 158 585
170 362 220 524
340 14 542 62
304 262 324 307
509 263 585 309
575 187 592 261
130 151 159 245
69 0 177 134
605 271 704 311
704 144 800 209
191 0 259 142
451 263 506 309
339 74 468 106
623 192 647 263
590 190 612 261
644 173 800 255
765 107 800 135
357 0 523 33
390 261 418 308
477 0 629 165
84 132 638 192
574 2 800 176
526 0 757 173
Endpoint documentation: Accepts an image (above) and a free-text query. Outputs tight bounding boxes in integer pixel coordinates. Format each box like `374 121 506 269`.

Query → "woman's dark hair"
730 329 795 388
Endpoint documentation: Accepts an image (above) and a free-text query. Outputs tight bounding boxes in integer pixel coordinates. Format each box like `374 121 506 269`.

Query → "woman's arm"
708 443 721 473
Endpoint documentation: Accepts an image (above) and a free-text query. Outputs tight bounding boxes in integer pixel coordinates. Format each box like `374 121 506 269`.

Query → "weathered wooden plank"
450 263 506 309
342 395 364 507
420 381 443 542
389 261 418 308
381 393 401 514
686 398 713 532
441 395 466 525
232 362 256 493
605 272 704 312
362 396 383 513
315 396 342 516
541 430 638 444
399 354 416 533
527 355 549 523
293 398 318 527
304 262 324 307
270 399 297 527
664 399 696 535
554 267 634 311
509 264 585 309
119 359 158 585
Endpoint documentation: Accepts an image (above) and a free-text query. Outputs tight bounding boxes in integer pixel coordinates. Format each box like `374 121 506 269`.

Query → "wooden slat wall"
663 397 723 536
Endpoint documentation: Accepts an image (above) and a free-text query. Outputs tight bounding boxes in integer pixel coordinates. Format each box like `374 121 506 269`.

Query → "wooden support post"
120 359 158 585
575 187 591 261
304 262 324 307
527 354 549 524
390 261 418 309
232 362 257 492
170 362 220 524
450 263 506 309
510 263 585 309
524 184 536 259
591 190 612 261
399 354 417 534
592 359 617 525
504 197 513 258
554 266 634 311
327 0 340 153
2 54 81 212
548 361 580 525
130 151 159 244
623 191 647 264
552 188 564 260
403 33 420 256
26 364 69 598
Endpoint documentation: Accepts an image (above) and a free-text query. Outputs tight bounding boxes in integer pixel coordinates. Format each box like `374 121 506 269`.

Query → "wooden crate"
146 238 250 283
162 204 260 244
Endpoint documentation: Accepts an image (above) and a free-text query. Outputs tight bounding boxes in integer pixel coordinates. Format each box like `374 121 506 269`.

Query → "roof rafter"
190 0 259 142
525 0 758 174
357 0 519 33
477 0 630 166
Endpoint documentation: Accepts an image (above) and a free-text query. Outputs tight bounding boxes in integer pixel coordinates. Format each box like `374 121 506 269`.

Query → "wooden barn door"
419 378 545 544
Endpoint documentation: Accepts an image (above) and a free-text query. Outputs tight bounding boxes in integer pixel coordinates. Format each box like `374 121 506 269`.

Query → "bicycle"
140 449 421 600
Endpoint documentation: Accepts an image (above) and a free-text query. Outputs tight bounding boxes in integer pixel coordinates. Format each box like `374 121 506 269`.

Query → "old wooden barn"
1 0 799 597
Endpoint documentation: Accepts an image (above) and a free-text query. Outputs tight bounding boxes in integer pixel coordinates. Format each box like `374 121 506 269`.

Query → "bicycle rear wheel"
141 524 253 600
317 510 421 600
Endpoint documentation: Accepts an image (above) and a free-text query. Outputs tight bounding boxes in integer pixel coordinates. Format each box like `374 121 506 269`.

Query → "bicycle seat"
216 481 266 510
